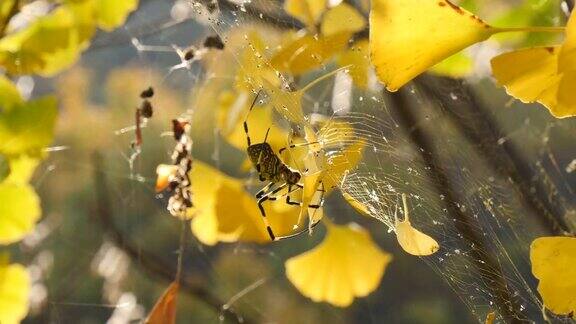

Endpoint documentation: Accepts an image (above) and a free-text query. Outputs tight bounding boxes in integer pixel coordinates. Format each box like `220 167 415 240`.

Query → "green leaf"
0 76 23 111
429 51 474 78
0 2 96 76
0 182 40 245
94 0 139 31
493 0 562 46
0 262 30 324
0 96 58 156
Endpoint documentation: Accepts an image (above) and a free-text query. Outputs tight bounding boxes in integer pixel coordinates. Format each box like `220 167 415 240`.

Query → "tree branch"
415 76 574 236
91 152 255 324
388 90 525 323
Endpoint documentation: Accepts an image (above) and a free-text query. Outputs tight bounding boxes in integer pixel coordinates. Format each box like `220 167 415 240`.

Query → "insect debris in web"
156 118 194 218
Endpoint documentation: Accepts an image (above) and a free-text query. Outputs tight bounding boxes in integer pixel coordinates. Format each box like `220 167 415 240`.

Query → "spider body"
243 91 324 241
247 142 301 184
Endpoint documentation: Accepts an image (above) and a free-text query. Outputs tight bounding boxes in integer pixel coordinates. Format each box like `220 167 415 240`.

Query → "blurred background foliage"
0 0 575 323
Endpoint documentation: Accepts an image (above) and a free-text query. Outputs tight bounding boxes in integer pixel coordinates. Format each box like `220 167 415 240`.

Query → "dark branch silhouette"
91 152 255 324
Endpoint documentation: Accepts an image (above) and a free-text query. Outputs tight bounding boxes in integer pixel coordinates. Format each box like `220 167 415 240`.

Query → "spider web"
25 0 576 323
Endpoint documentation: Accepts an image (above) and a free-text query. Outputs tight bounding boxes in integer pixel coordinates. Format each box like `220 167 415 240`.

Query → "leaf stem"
493 26 566 34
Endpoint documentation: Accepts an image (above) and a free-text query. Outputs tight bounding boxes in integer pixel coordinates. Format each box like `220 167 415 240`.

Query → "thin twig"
91 152 255 324
0 0 19 37
388 90 524 323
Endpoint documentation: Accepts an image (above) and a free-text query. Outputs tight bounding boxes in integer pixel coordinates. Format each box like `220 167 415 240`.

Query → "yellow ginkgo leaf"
270 31 349 76
370 0 495 91
217 91 287 153
285 222 392 307
320 3 366 37
93 0 139 31
189 161 306 245
342 192 371 217
234 32 275 91
491 46 563 116
5 155 40 184
0 262 30 324
336 40 370 89
322 140 365 194
0 76 23 110
491 10 576 118
530 236 576 316
558 9 576 73
395 194 439 256
284 0 326 30
0 182 40 245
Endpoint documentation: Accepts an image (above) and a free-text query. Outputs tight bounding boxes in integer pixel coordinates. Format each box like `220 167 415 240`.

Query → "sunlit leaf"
530 236 576 316
491 46 563 116
5 155 39 184
270 31 349 75
342 192 371 217
0 76 23 111
395 194 439 256
0 182 40 245
322 140 365 193
284 0 326 30
336 40 370 89
320 3 365 37
0 262 30 324
189 161 306 245
234 31 280 92
217 91 287 152
370 0 495 91
429 51 474 78
93 0 138 31
285 222 392 307
0 96 58 156
145 281 179 324
0 2 95 76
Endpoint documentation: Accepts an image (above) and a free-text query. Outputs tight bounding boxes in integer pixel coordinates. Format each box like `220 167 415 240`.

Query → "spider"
243 91 324 241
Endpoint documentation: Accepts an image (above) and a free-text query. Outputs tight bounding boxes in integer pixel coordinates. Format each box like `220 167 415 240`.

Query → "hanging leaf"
285 222 392 307
0 182 40 245
0 262 30 324
145 281 179 324
530 236 576 316
395 194 439 256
